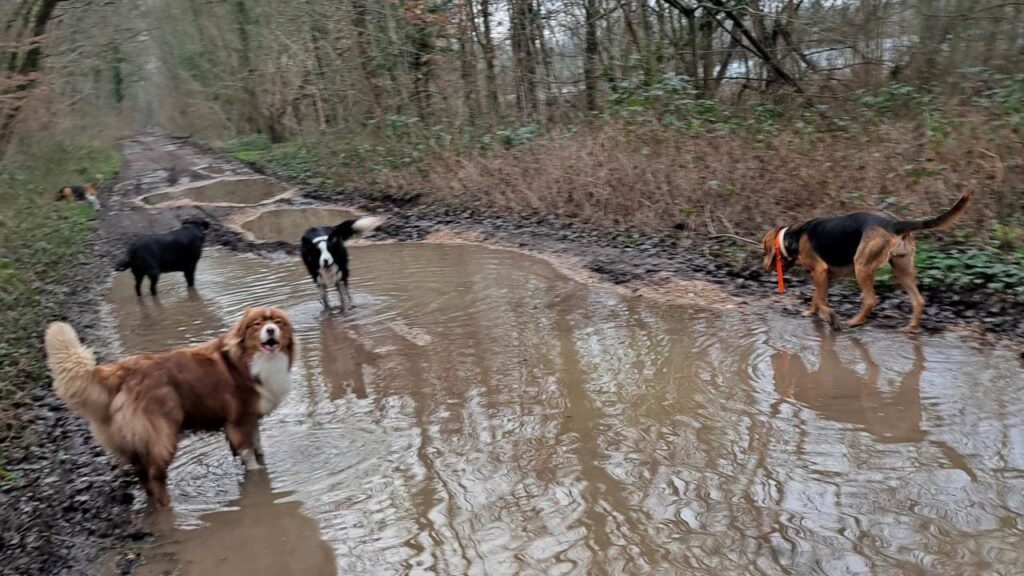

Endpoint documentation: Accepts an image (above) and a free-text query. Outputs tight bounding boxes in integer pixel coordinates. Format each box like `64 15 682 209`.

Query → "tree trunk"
475 0 501 122
510 0 539 121
231 0 264 136
458 0 481 126
350 0 384 117
583 0 600 113
0 0 63 155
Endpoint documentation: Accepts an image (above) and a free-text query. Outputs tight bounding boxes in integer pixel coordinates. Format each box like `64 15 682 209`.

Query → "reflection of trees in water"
110 278 223 355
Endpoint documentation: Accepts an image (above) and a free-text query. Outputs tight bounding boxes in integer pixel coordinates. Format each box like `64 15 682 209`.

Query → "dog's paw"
826 314 842 331
240 449 262 471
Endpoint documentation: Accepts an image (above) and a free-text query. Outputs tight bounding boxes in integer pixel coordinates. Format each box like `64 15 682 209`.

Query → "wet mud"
104 245 1024 575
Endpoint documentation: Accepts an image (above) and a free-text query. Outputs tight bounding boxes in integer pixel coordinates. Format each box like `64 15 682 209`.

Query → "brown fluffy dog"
45 307 295 507
761 192 971 331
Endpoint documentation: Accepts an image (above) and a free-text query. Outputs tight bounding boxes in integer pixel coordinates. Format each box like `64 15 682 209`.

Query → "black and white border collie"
300 216 383 311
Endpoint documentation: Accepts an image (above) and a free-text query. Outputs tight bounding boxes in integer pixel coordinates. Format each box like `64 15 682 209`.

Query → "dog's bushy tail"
891 191 972 234
332 215 385 241
45 322 112 423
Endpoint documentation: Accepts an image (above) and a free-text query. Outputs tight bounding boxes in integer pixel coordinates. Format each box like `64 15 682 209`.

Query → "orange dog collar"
774 228 788 294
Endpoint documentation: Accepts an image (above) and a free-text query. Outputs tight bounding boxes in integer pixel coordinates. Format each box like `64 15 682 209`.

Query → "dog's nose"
266 326 276 336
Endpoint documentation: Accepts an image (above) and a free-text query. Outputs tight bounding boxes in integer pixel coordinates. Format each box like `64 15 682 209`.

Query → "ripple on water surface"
108 245 1024 575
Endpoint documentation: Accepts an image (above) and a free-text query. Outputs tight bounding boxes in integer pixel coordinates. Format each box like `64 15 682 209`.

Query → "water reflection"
136 470 336 576
772 326 926 443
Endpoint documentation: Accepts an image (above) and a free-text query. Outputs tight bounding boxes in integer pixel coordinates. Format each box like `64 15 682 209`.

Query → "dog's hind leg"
848 229 889 328
133 271 144 297
143 431 177 508
130 454 152 500
892 244 925 332
847 266 879 328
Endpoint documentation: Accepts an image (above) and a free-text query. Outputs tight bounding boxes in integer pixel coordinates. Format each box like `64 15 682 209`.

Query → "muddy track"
4 130 1021 575
189 142 1022 344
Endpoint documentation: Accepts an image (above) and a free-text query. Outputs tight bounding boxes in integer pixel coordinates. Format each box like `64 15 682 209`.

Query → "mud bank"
0 218 139 576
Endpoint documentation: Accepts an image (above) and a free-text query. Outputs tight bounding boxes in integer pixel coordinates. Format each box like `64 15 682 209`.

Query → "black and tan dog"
761 191 971 331
56 184 100 209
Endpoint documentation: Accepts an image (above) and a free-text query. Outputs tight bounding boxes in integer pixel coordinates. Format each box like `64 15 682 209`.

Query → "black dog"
300 216 383 311
115 217 210 296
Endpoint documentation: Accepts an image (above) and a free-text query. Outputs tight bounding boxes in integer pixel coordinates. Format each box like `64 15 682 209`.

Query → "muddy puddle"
140 176 291 206
105 244 1024 575
238 207 359 243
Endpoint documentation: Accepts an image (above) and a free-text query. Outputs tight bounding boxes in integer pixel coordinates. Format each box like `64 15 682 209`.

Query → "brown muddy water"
238 207 359 243
140 176 291 206
105 244 1024 575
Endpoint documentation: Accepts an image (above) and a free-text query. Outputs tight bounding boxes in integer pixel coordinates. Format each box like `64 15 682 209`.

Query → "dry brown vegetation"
395 124 1010 237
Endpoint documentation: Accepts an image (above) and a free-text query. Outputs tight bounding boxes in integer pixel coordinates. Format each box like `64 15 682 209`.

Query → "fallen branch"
709 233 760 246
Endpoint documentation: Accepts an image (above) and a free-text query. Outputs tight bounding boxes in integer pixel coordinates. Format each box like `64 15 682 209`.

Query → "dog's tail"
45 322 113 423
332 215 385 241
891 191 972 234
114 256 131 271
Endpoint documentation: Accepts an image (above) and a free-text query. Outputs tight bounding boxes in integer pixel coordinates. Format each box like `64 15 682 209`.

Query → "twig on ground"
709 233 760 246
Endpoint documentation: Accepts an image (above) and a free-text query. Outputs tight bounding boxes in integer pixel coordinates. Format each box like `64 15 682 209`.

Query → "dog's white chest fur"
318 264 338 287
250 351 291 415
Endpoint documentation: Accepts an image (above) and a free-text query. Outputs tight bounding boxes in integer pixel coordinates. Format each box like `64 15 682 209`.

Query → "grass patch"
223 135 328 184
0 140 120 421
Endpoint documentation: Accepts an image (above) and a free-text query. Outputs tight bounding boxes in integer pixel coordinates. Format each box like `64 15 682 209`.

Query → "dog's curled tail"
45 322 111 422
333 215 385 241
892 190 972 234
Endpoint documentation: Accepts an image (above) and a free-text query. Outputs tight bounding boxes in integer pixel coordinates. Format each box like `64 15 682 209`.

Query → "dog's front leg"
334 281 346 313
252 425 265 466
343 281 355 309
811 265 840 329
318 282 330 309
226 422 261 471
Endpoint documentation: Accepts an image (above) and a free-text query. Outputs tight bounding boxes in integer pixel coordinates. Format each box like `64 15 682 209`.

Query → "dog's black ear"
201 219 210 230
